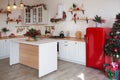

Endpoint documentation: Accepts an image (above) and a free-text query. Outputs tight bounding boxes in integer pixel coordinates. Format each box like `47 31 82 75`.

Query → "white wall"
0 0 120 37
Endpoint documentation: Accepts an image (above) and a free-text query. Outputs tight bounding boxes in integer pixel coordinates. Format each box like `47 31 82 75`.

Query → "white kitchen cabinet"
59 40 74 60
59 40 68 59
0 39 10 59
24 6 47 24
59 40 86 65
0 40 5 59
75 42 86 65
5 39 10 57
10 39 19 65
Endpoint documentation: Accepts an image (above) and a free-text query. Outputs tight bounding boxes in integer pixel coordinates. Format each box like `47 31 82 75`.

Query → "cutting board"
75 31 82 39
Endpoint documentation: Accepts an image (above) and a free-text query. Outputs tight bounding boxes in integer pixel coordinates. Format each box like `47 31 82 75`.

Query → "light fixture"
7 0 11 11
12 0 17 9
6 0 24 11
19 0 24 9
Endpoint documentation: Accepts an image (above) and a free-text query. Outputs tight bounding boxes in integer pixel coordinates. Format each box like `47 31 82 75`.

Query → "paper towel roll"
55 4 63 19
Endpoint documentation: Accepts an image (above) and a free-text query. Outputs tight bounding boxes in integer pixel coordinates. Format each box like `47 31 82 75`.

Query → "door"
86 28 105 70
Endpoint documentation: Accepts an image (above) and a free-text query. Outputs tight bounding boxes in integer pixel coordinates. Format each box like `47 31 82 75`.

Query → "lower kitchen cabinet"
75 41 86 65
0 39 10 59
59 40 86 65
9 39 20 65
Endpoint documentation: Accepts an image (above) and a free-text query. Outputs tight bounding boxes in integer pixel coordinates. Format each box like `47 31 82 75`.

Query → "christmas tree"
104 13 120 58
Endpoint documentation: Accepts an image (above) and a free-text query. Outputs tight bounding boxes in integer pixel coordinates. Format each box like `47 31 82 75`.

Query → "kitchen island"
10 38 58 77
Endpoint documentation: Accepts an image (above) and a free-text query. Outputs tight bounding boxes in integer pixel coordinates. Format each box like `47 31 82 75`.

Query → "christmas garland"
24 4 47 10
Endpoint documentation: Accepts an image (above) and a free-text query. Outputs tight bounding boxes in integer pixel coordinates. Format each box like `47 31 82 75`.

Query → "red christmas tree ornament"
110 42 113 44
114 48 118 53
114 35 118 39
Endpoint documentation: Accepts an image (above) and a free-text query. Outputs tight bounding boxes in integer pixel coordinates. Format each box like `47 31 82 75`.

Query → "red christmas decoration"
114 35 118 39
110 42 113 44
114 48 118 53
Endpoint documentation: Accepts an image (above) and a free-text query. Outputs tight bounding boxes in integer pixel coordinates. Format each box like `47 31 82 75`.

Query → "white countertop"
14 38 58 46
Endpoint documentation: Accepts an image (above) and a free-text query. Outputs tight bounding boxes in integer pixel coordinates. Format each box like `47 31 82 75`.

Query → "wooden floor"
0 58 109 80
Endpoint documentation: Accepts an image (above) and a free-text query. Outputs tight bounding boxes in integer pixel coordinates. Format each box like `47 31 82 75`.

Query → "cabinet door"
66 41 75 61
37 6 47 24
59 40 67 59
0 39 10 59
24 7 32 24
10 39 19 65
59 40 75 60
80 42 86 65
32 7 37 23
76 42 86 65
0 40 5 59
4 39 10 58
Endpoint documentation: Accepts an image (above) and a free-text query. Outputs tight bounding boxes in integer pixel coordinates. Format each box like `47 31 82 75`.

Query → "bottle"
45 27 48 37
45 27 47 34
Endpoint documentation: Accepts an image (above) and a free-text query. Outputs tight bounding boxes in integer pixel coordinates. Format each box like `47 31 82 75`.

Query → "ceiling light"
12 0 17 9
6 0 24 11
7 0 11 11
19 0 24 9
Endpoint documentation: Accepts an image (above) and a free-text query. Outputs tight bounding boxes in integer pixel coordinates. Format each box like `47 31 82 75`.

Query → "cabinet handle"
75 42 77 44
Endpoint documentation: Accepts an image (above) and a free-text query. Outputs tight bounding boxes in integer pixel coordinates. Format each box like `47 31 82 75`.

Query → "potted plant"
93 15 105 27
1 27 9 37
24 28 41 41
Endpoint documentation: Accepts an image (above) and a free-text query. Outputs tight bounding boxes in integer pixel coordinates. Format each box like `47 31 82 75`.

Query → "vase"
96 22 102 27
26 37 37 41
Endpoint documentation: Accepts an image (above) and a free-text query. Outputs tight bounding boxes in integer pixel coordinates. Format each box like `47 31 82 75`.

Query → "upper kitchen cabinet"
23 5 48 24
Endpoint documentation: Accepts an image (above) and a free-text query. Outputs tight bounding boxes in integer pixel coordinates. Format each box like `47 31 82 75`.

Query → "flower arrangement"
24 28 41 40
93 15 105 23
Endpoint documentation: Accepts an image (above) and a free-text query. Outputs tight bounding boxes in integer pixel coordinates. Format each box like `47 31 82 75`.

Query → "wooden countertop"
15 38 58 46
49 37 85 42
0 36 85 42
0 36 25 40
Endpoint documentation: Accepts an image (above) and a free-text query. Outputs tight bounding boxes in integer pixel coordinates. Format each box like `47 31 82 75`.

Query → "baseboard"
0 55 9 59
58 57 86 65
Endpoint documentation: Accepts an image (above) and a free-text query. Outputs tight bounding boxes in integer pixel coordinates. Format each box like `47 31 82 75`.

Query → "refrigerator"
85 27 110 70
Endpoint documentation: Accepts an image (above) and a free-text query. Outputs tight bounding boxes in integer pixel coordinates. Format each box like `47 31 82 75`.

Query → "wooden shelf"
69 9 85 12
6 16 22 24
0 10 11 14
72 17 92 23
6 20 22 24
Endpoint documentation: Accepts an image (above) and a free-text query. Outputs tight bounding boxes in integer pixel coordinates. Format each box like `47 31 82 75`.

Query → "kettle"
59 31 65 38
